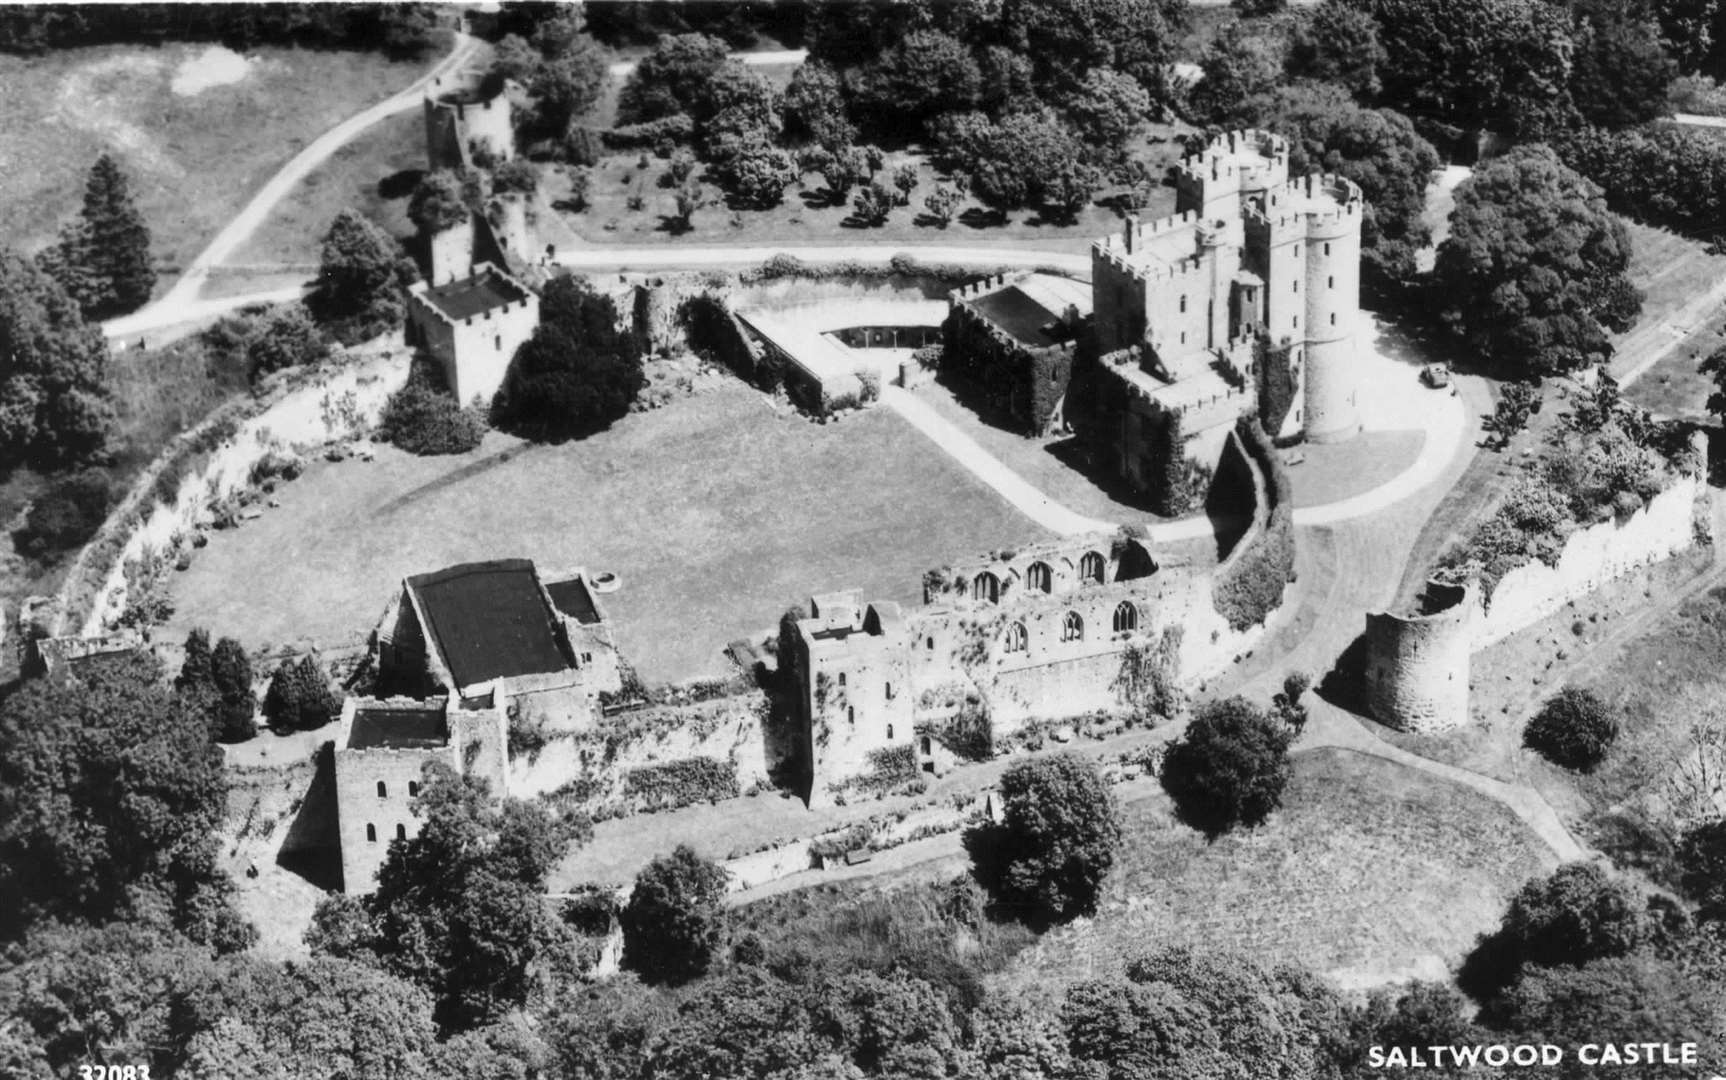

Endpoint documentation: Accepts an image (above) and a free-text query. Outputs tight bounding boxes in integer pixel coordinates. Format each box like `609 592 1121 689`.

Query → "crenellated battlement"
1176 129 1290 186
1245 173 1364 234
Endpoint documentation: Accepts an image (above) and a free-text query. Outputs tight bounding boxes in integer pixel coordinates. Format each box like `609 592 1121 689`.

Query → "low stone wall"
1473 473 1708 648
69 347 412 638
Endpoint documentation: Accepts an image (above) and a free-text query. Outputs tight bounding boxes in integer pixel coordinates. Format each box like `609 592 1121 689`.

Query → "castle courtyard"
163 382 1062 684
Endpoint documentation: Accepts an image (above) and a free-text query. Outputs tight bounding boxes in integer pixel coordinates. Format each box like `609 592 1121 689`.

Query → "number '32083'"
80 1067 149 1080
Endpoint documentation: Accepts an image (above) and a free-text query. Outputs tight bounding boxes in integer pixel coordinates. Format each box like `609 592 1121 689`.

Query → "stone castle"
949 130 1364 502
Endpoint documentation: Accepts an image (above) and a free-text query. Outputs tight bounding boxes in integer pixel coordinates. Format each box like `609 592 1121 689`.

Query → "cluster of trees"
492 273 644 442
0 247 116 469
305 208 418 346
0 651 255 956
261 654 339 732
489 7 611 145
177 628 257 743
37 154 156 321
0 2 448 58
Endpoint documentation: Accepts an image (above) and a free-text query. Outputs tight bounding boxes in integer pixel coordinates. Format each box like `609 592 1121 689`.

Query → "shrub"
1524 687 1619 771
263 655 339 732
378 374 486 456
970 752 1121 921
623 756 740 812
491 158 539 196
857 368 882 404
620 844 729 984
1160 696 1293 836
1211 419 1296 631
15 467 113 559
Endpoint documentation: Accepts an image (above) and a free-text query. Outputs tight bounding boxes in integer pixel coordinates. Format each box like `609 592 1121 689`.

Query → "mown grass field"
0 43 431 284
164 381 1053 684
999 749 1555 988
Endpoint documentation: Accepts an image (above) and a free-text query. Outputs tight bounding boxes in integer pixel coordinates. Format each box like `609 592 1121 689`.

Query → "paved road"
607 49 806 78
102 32 481 340
1673 112 1726 128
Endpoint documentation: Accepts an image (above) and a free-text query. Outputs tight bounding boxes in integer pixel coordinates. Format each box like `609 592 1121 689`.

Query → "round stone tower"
1364 579 1475 733
424 71 515 171
1298 174 1363 444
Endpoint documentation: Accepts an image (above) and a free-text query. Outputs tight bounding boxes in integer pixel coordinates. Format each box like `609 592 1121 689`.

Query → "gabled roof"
405 559 572 689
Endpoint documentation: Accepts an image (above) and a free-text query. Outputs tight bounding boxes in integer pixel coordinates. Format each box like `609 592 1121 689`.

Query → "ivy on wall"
1256 338 1298 437
623 755 740 812
1211 418 1296 631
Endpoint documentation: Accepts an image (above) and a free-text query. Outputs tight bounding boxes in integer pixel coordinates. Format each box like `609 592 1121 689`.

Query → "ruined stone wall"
1364 581 1474 733
1474 474 1707 647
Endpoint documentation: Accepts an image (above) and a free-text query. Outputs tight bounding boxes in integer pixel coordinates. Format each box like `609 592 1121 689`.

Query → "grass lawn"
1614 220 1726 419
555 128 1189 250
223 109 424 269
0 43 434 285
163 382 1053 684
1000 748 1556 989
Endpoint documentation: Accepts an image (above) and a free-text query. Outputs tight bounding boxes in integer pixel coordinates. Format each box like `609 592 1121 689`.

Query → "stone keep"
424 70 515 171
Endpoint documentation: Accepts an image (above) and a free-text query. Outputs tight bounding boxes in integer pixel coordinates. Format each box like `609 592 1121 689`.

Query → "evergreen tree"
0 248 116 467
79 154 156 318
210 637 257 741
263 655 337 731
178 628 215 693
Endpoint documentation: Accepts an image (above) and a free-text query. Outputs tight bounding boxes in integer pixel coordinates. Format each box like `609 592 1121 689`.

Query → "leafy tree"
490 32 539 82
1039 158 1102 224
1353 0 1579 136
380 369 487 455
365 762 583 1028
822 144 870 202
697 60 781 155
1285 0 1386 98
999 0 1189 103
0 651 249 947
847 29 983 134
1234 0 1286 12
1524 686 1619 771
76 153 156 318
1236 83 1440 292
1062 67 1152 164
666 149 698 187
1161 696 1294 836
708 131 799 209
0 922 217 1076
1678 818 1726 919
923 184 962 227
491 158 539 197
621 843 730 984
306 209 416 345
641 967 824 1080
671 181 706 233
1431 145 1641 379
13 466 112 558
408 168 485 234
1187 21 1286 126
973 752 1122 920
890 163 918 206
1485 381 1541 448
1357 979 1482 1077
1270 671 1310 732
262 654 338 731
1568 0 1677 130
171 955 440 1079
1480 955 1724 1078
783 60 856 149
0 248 115 467
532 40 611 137
492 274 643 441
970 991 1074 1080
1465 862 1652 997
852 182 893 227
616 32 730 125
243 303 329 380
813 969 966 1079
963 111 1087 223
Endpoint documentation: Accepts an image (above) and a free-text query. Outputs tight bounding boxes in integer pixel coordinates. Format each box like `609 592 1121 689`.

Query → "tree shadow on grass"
958 206 1006 230
377 169 424 200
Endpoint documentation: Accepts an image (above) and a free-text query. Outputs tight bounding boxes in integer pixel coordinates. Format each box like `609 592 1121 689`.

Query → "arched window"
1179 294 1187 313
972 571 1000 604
838 672 846 687
1062 612 1084 642
408 781 419 797
1330 313 1336 326
1113 601 1138 634
1027 561 1053 594
885 682 894 700
887 724 894 739
396 823 408 841
1293 280 1299 293
377 781 387 798
926 636 934 650
1080 551 1105 583
847 706 855 725
1005 621 1028 653
366 824 377 843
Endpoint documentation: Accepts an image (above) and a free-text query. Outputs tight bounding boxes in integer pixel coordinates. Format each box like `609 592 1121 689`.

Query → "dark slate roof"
407 559 571 688
421 268 527 321
349 708 449 750
966 286 1060 347
546 576 602 625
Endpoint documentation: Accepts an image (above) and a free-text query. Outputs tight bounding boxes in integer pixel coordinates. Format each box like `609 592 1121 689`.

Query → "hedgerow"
623 756 740 812
1211 418 1296 631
